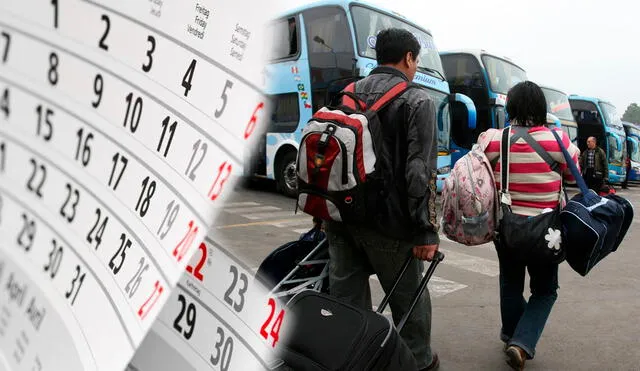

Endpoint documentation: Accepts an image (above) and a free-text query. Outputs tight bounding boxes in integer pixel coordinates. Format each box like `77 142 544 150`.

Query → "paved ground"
212 179 640 370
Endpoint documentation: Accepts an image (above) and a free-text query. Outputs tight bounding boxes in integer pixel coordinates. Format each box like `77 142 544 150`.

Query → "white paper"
0 0 273 370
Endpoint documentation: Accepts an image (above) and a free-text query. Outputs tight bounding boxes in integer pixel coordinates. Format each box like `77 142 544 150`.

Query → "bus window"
442 54 486 96
481 55 527 95
267 17 299 61
269 93 300 133
302 6 355 111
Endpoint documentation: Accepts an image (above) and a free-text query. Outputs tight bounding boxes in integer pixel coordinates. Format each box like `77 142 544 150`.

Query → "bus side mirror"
447 93 476 130
546 113 561 128
610 133 623 151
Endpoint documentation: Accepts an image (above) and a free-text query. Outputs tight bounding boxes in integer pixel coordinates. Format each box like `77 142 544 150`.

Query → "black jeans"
584 168 604 192
324 221 434 369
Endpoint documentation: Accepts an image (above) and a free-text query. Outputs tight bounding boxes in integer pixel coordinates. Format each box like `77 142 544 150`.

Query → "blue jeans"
496 243 559 359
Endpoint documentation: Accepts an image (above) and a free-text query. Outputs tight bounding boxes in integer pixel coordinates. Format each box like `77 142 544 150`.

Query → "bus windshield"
601 102 623 129
631 140 640 162
350 5 444 78
562 125 578 143
627 124 640 139
608 134 624 163
626 126 640 162
542 88 575 122
481 55 527 95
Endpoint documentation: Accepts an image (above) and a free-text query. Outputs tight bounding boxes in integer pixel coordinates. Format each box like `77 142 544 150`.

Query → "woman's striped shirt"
479 126 581 216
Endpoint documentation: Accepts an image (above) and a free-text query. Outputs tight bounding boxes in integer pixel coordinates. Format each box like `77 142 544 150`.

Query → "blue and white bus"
540 85 579 143
249 0 476 196
439 49 527 166
623 121 640 182
568 95 627 184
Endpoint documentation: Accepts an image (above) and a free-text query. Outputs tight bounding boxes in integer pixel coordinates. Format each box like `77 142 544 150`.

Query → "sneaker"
420 353 440 371
505 345 526 370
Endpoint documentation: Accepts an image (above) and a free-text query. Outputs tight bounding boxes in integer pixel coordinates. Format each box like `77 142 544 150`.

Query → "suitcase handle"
376 250 445 332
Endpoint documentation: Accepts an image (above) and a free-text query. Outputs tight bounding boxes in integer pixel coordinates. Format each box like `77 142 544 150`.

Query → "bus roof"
539 84 568 96
568 94 615 108
439 49 525 70
272 0 432 35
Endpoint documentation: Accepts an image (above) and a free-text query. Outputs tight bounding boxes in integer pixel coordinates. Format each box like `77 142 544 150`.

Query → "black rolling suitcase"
276 250 445 371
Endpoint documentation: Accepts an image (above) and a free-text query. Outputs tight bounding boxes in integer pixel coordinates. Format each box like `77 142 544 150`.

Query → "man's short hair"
375 28 420 65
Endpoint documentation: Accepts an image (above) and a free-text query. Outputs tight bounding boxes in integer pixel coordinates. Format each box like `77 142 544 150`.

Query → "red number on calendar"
185 242 207 281
138 280 164 320
244 102 264 140
208 161 232 201
260 297 285 347
173 220 198 263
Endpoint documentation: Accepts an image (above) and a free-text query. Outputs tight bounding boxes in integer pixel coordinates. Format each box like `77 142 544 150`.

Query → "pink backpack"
441 131 498 246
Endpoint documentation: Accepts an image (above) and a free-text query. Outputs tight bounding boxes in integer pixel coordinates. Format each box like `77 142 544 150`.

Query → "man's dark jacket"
579 146 608 181
350 66 439 245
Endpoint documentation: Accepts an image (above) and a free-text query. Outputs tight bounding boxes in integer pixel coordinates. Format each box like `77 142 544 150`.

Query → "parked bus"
249 0 476 196
623 121 640 182
568 95 627 184
440 49 527 166
540 85 579 143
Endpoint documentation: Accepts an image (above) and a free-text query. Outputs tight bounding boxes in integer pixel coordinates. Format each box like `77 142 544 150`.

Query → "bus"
249 0 477 197
440 49 527 166
540 85 579 143
568 95 627 184
623 121 640 182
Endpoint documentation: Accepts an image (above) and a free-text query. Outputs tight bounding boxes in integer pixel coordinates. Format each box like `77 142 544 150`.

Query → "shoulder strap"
500 127 511 195
337 82 366 111
551 129 590 195
368 81 412 112
510 127 561 175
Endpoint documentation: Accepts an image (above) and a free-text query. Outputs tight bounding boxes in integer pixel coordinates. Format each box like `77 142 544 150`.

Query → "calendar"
127 236 290 371
0 1 284 370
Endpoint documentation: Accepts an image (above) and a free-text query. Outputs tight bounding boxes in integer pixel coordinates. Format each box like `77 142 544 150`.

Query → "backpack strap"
510 126 561 175
368 81 412 112
500 127 511 197
339 83 366 111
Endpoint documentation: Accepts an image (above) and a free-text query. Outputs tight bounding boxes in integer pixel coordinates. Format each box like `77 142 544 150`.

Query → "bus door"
570 100 605 153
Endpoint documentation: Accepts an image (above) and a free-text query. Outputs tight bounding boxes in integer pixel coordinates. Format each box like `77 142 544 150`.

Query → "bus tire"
276 151 298 198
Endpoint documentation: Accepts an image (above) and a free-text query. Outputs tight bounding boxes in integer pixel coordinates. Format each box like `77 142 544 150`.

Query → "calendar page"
127 235 292 371
0 1 282 370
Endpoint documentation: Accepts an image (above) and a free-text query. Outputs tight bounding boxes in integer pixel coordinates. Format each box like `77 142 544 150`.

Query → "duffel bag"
551 130 633 276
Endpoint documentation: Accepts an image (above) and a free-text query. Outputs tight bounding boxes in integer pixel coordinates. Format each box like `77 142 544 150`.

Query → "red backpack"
295 81 411 223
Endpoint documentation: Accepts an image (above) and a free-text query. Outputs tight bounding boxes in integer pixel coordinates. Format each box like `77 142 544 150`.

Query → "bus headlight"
437 166 450 175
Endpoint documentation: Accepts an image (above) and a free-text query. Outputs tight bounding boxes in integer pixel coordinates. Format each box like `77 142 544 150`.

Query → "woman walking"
478 81 581 369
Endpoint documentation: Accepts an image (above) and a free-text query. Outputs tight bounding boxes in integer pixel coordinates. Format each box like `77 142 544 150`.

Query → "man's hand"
413 244 439 261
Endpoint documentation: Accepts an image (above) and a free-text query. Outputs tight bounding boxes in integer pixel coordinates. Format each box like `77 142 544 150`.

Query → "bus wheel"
277 151 298 198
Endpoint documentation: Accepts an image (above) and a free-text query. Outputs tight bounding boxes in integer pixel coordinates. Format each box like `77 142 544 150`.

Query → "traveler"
478 81 581 370
579 136 608 192
324 28 441 371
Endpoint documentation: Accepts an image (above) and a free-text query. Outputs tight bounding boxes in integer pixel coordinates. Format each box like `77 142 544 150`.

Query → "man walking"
579 136 608 192
323 28 440 371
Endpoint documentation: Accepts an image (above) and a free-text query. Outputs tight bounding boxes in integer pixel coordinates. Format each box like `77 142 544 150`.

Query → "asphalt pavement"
213 178 640 370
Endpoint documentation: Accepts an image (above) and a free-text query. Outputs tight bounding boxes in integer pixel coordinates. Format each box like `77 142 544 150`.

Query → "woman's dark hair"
375 28 420 65
506 81 547 127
